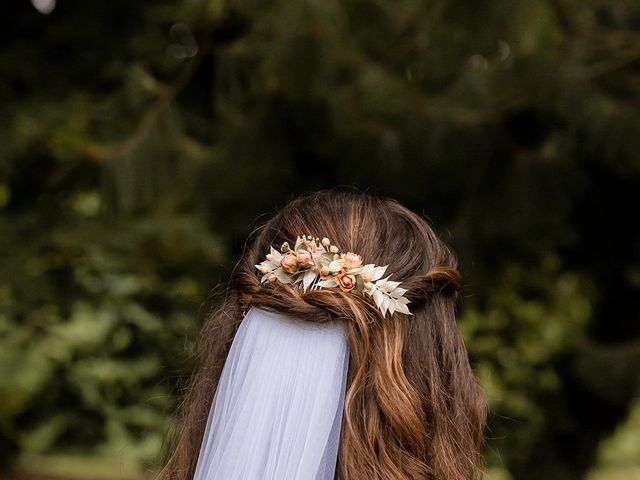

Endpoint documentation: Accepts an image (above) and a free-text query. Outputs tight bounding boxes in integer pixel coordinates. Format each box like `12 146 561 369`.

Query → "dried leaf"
317 277 338 288
274 267 292 284
302 269 317 291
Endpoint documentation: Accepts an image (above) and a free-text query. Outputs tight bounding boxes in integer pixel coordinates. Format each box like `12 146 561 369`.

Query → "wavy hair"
158 190 486 480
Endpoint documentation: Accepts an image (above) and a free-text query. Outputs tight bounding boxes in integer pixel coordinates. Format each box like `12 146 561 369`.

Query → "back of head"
161 190 486 480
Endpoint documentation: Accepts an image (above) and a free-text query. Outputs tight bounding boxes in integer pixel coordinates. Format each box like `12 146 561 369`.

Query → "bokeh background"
2 0 640 479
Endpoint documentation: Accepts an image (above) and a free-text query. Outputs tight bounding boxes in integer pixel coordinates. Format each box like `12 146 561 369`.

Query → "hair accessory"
255 235 412 316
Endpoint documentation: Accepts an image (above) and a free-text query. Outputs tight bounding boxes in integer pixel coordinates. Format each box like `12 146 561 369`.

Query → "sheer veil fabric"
192 307 350 480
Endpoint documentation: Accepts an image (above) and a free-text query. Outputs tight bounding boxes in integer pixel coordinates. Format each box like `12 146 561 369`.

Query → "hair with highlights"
159 190 486 480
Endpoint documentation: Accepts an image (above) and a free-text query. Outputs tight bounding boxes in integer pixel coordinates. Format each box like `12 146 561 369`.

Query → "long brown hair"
158 190 486 480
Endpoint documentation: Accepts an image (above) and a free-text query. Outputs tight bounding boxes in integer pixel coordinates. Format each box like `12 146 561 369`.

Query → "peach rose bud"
266 254 274 261
280 252 299 273
321 237 331 247
330 245 339 253
320 266 330 277
259 265 270 274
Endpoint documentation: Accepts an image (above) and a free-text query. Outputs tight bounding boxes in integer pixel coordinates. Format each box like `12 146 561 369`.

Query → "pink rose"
296 250 314 267
336 272 356 292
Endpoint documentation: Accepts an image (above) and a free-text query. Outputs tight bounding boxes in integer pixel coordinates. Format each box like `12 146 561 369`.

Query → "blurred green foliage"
1 0 640 478
0 216 224 464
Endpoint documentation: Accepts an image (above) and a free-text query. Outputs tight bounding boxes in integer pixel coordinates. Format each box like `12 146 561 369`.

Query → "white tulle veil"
192 306 349 480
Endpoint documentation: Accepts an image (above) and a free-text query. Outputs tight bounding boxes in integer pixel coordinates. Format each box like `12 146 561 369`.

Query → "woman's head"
161 190 486 480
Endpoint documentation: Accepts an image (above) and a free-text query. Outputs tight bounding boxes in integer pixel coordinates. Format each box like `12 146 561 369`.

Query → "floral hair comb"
255 235 411 316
